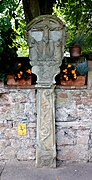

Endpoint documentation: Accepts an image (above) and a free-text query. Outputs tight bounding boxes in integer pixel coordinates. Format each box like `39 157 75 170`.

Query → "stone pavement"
0 160 92 180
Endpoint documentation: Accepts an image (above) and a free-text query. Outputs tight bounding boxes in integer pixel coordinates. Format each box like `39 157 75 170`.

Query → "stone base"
36 150 56 167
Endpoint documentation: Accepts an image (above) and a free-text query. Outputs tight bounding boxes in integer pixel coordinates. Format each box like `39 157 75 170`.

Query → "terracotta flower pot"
7 75 18 85
17 76 32 86
69 45 81 57
61 75 86 86
7 75 32 86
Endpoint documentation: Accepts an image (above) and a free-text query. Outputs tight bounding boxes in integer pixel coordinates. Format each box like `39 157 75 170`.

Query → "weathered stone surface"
1 86 92 165
36 87 56 167
27 15 65 85
17 148 36 161
56 87 92 165
57 144 89 163
56 127 77 146
0 88 36 161
27 15 65 167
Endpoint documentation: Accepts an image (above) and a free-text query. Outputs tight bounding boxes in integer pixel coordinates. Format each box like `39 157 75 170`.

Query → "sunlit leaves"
54 0 92 53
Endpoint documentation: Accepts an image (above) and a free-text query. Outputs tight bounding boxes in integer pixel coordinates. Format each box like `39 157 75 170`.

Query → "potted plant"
60 62 87 86
76 60 88 76
60 63 77 86
69 32 86 57
7 57 33 86
0 17 33 86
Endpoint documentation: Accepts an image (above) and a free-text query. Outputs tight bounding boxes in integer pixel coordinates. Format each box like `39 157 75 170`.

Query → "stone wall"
56 87 92 165
1 84 92 165
0 87 36 161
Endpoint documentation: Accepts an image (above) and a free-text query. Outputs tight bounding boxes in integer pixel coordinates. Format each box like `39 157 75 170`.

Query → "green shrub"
0 17 18 81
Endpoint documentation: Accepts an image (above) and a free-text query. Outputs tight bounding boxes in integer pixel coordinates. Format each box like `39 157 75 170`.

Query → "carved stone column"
27 15 65 167
36 85 56 167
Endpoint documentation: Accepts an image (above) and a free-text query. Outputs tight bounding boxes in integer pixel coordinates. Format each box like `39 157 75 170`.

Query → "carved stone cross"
27 15 65 167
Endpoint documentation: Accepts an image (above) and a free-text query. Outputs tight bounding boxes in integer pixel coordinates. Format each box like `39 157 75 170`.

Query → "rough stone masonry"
56 87 92 165
1 86 92 165
0 87 36 161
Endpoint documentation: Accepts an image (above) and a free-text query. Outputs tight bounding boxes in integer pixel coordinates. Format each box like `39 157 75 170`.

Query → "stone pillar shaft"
36 86 56 167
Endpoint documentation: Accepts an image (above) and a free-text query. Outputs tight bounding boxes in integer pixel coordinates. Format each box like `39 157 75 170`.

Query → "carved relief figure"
42 25 49 57
54 38 63 60
29 36 38 61
29 26 55 61
42 26 55 60
28 23 63 62
40 90 53 150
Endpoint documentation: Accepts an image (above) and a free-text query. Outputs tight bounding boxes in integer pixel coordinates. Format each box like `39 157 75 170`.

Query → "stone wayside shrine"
27 15 65 167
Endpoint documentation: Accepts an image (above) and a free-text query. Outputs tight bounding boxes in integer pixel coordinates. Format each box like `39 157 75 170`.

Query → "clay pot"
69 45 81 57
17 77 32 86
61 75 86 86
7 75 18 85
7 75 32 86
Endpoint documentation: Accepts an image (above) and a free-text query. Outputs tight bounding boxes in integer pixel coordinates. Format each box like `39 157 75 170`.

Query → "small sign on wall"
18 124 27 136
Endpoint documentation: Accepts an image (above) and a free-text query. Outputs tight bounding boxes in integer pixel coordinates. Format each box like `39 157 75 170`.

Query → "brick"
59 93 68 98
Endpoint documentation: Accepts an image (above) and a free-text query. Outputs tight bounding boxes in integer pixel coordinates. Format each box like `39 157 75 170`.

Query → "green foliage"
54 0 92 53
0 0 30 81
0 0 92 64
0 0 28 57
0 16 30 82
12 1 29 57
76 61 88 75
0 17 18 81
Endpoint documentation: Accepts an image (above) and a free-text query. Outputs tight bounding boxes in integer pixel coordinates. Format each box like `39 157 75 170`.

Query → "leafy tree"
0 0 28 57
22 0 56 24
54 0 92 53
0 0 92 55
0 0 57 56
22 0 92 53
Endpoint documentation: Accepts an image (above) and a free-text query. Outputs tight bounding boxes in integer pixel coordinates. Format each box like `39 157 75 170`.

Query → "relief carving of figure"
29 37 38 61
54 38 62 60
40 90 52 150
42 26 54 60
29 25 56 61
29 36 43 61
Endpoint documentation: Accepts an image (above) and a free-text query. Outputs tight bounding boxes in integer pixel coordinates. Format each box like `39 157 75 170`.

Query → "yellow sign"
18 124 27 136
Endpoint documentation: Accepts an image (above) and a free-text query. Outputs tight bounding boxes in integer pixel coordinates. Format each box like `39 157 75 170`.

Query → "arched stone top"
27 15 65 31
27 15 65 85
